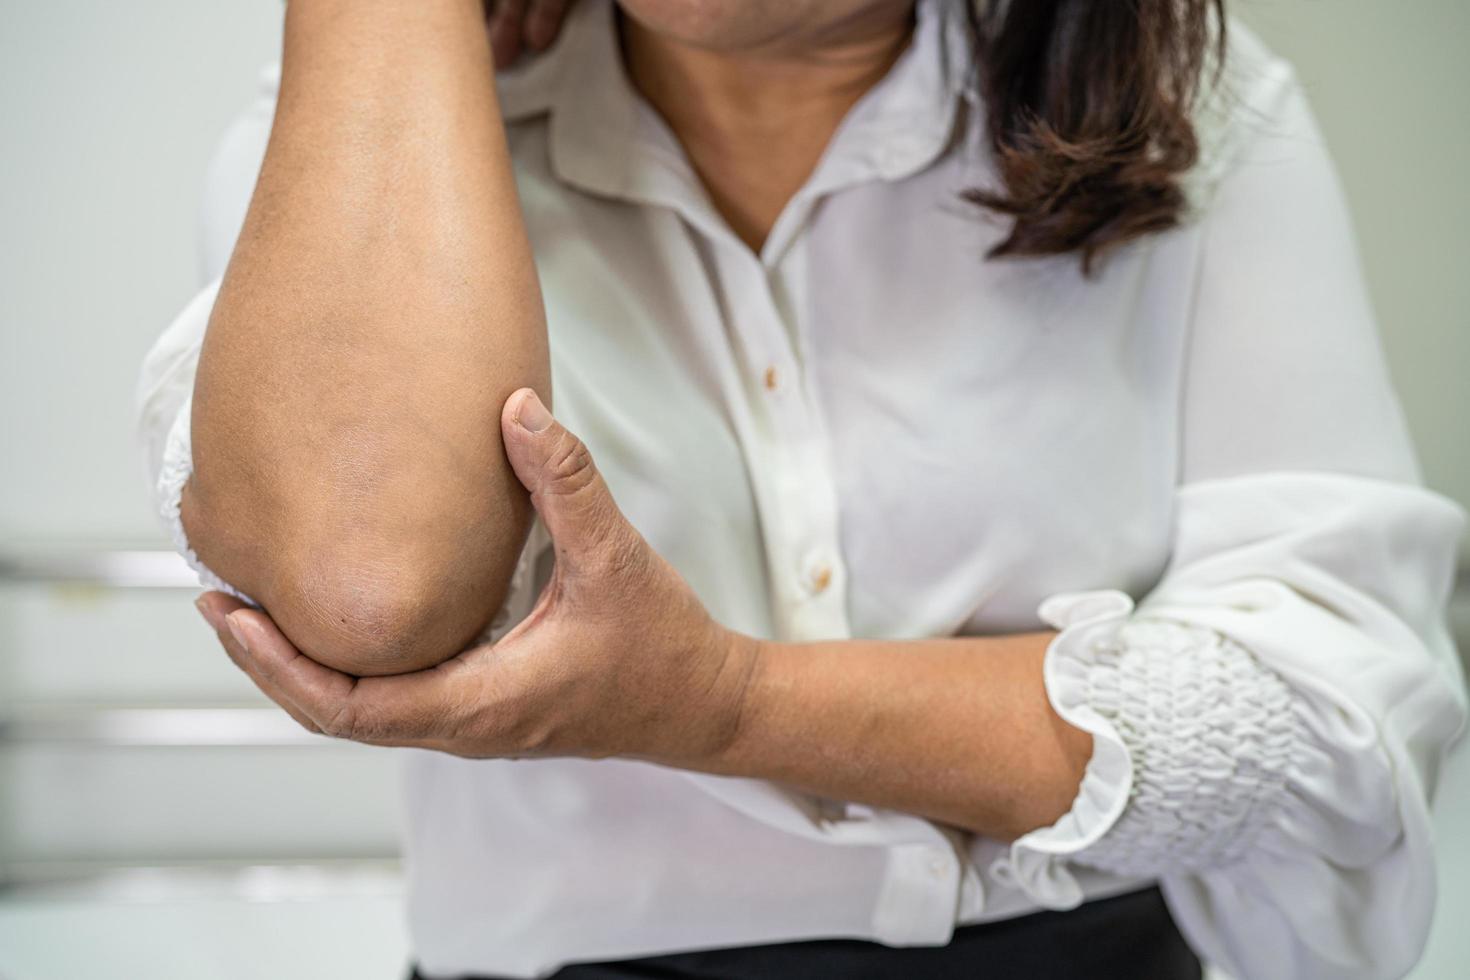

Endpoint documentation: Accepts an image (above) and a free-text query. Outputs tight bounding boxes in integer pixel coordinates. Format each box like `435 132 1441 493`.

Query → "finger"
194 590 249 631
195 593 323 734
224 609 362 735
500 387 642 576
524 0 569 50
225 609 471 747
488 0 527 68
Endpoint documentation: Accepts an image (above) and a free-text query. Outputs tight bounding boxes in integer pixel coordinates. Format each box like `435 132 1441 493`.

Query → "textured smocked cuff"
988 589 1137 908
994 589 1307 909
156 394 259 607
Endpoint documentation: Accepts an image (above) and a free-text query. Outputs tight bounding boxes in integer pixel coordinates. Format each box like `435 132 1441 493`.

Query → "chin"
614 0 841 52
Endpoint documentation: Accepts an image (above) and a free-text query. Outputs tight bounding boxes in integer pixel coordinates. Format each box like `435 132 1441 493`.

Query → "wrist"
676 626 765 772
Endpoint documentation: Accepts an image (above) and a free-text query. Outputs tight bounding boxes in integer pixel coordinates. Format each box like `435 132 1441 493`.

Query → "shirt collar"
498 0 978 251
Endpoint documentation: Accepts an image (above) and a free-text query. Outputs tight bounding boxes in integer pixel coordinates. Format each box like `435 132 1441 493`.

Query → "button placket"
800 547 841 596
710 241 849 644
678 255 979 940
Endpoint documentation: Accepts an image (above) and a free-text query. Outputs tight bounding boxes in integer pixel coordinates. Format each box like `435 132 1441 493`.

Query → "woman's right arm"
182 0 550 676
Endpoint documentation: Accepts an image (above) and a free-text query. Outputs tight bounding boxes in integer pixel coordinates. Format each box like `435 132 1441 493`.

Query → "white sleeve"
134 63 552 643
136 277 259 605
198 63 277 286
997 34 1469 980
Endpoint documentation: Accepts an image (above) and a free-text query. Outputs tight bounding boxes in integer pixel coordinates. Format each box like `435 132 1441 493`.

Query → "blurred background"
1 1 1467 978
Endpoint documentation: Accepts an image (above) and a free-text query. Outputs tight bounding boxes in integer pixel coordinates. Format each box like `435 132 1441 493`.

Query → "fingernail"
515 389 553 432
225 611 252 651
195 595 222 631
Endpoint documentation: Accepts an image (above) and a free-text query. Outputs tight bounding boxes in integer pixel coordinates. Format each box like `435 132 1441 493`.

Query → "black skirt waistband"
409 884 1200 980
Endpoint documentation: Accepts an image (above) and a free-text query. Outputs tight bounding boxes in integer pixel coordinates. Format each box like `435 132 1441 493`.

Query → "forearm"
185 0 549 674
692 630 1094 841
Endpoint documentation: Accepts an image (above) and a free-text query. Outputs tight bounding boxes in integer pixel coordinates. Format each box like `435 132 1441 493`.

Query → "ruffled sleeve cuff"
994 587 1307 909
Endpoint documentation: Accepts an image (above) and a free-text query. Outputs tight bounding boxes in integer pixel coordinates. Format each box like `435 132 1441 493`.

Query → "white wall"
0 0 284 544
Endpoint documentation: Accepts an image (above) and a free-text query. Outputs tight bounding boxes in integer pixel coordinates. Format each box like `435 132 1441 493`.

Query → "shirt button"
809 564 832 595
763 365 779 391
928 857 948 879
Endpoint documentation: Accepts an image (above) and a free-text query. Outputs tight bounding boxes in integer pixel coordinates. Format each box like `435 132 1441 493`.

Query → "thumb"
501 387 639 572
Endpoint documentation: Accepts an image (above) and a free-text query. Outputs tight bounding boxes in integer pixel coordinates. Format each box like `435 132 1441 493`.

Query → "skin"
619 0 919 250
182 0 551 676
192 0 1095 842
200 390 1091 842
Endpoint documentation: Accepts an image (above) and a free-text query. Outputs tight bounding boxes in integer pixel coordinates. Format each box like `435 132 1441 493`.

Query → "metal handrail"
0 548 199 589
0 705 328 747
0 859 404 901
0 548 324 748
3 545 1468 592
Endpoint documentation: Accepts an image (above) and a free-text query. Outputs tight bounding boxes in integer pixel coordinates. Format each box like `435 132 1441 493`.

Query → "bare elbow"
248 529 531 674
269 562 495 677
182 480 524 677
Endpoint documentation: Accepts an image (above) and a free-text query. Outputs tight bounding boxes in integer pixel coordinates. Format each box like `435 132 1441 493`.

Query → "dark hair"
963 0 1227 275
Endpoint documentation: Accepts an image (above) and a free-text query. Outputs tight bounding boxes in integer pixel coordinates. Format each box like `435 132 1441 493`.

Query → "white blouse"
134 1 1468 978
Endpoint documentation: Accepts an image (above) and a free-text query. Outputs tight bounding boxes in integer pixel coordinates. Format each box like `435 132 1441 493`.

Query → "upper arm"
1006 79 1469 973
1181 56 1421 485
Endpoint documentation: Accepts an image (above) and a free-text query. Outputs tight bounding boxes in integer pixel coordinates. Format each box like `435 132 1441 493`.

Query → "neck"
620 5 916 253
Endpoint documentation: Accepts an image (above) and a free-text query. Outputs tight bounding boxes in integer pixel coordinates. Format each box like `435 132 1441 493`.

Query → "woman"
135 0 1467 977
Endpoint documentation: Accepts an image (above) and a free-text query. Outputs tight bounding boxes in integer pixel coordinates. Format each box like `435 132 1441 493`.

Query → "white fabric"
133 1 1467 977
1012 474 1467 980
1011 599 1304 887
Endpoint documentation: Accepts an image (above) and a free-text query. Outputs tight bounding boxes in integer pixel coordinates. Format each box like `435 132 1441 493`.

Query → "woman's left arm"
195 386 1092 844
704 630 1092 844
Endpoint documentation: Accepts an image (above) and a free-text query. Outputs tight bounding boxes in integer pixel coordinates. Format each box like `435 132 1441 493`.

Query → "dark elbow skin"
252 557 519 677
181 480 525 677
267 574 496 677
